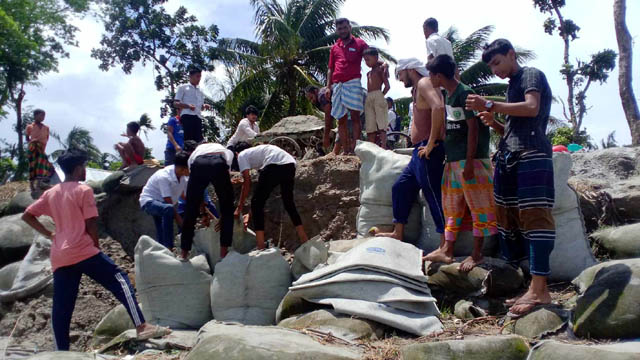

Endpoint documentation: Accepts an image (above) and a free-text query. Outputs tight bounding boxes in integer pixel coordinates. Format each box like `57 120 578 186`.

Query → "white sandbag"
549 153 596 282
0 236 53 302
356 141 411 206
291 237 328 280
295 237 427 286
211 248 291 325
135 236 213 329
356 203 422 245
0 262 21 294
312 298 442 337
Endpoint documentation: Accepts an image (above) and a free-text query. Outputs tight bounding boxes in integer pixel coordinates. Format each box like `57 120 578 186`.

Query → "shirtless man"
115 121 146 169
363 47 390 148
375 58 446 248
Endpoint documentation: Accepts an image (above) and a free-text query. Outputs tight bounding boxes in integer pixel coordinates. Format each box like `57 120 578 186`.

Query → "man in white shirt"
181 141 235 260
139 152 190 249
174 67 211 143
227 105 261 149
233 142 308 250
424 18 459 80
386 97 398 143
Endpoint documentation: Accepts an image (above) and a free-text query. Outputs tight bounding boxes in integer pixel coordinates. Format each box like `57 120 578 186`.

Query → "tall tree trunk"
614 0 640 145
553 5 578 137
287 71 297 116
13 85 27 180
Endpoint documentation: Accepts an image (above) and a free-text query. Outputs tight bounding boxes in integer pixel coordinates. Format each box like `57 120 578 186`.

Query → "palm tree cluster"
212 0 391 129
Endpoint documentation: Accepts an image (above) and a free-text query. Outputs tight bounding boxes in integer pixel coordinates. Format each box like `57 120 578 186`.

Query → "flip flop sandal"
506 300 551 319
504 296 522 306
137 325 172 341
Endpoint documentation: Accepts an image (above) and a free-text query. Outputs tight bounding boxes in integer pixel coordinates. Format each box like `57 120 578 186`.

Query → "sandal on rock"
137 325 172 341
506 300 551 319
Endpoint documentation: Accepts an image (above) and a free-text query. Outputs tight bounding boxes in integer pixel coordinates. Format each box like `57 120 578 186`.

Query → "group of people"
19 15 556 352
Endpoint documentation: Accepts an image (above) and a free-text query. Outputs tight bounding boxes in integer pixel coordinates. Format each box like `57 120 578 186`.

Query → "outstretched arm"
466 92 541 118
235 170 251 217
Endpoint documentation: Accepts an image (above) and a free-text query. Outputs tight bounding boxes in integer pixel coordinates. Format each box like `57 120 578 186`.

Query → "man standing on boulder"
424 54 498 272
180 141 235 260
21 150 170 351
465 39 554 317
375 58 446 248
174 67 211 143
327 18 368 154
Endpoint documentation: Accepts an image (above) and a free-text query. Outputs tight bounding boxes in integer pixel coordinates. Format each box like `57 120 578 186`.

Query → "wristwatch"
485 100 495 111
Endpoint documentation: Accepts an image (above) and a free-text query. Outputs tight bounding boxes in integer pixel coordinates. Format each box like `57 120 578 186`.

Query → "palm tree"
50 126 102 164
212 0 392 129
601 131 619 149
138 113 156 140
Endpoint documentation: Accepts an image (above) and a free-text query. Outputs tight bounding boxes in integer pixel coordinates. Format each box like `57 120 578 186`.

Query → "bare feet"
458 254 484 272
423 248 454 264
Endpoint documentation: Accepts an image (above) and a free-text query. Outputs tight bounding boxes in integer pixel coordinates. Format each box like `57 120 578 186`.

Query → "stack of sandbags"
210 248 291 325
277 237 442 336
190 220 257 270
135 236 213 329
0 236 53 302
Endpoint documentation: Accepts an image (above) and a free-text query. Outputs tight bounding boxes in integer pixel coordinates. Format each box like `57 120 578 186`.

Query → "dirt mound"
0 237 133 352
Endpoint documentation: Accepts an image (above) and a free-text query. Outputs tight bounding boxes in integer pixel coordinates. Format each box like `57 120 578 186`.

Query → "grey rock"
401 335 530 360
278 309 384 340
0 214 54 267
528 341 640 360
5 191 38 216
572 259 640 339
189 321 361 360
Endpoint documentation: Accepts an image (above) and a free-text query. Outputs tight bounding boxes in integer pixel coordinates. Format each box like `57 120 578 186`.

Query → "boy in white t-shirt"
227 105 261 149
233 142 308 249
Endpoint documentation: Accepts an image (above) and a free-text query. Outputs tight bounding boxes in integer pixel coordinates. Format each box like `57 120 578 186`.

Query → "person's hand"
175 145 182 152
463 160 475 182
478 111 495 127
242 214 249 231
188 104 196 111
465 94 488 112
203 104 211 111
231 177 243 185
418 142 436 159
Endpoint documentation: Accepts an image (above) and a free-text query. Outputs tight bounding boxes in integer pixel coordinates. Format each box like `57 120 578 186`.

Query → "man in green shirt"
423 54 498 272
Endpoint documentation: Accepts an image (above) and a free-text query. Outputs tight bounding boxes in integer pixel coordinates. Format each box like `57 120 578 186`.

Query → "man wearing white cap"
375 58 446 250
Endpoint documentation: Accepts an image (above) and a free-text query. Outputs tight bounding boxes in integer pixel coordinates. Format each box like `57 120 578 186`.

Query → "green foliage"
108 160 122 171
87 161 102 169
0 156 16 182
548 125 596 149
50 126 102 163
214 0 391 130
92 0 219 118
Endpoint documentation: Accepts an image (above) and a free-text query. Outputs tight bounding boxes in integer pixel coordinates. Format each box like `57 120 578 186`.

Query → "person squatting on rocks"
233 142 309 249
114 121 145 169
139 151 190 250
375 58 446 246
227 105 261 151
423 54 498 272
465 39 555 317
26 108 54 191
363 47 391 149
173 67 211 143
164 109 184 166
21 150 170 351
180 142 236 261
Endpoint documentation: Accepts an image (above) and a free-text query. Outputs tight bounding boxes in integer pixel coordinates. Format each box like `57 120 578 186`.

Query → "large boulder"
401 335 530 360
187 321 361 360
0 214 54 267
5 191 38 216
135 236 213 329
572 259 640 339
278 309 385 340
569 147 640 230
591 222 640 259
211 248 291 325
0 236 53 302
528 341 640 360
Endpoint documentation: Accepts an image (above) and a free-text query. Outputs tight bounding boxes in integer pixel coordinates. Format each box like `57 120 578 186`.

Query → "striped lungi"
27 142 53 181
331 78 365 120
493 149 555 276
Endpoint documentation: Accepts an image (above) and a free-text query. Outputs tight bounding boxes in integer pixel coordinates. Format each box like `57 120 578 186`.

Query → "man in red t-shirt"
327 18 368 154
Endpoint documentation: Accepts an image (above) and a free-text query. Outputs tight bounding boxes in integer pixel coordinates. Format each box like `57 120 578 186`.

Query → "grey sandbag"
0 214 54 267
291 236 328 280
211 248 291 325
401 335 530 360
0 262 21 293
190 221 257 268
278 309 385 341
592 222 640 259
528 341 640 360
571 259 640 339
135 236 212 329
0 236 53 302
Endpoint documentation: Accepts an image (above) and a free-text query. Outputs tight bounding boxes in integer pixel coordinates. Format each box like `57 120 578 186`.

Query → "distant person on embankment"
22 150 170 351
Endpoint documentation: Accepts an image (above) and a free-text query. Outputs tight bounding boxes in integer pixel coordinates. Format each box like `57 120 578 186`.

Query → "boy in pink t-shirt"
22 150 170 351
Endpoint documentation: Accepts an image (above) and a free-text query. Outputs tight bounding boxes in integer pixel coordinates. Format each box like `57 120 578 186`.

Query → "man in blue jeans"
139 152 190 249
375 58 446 248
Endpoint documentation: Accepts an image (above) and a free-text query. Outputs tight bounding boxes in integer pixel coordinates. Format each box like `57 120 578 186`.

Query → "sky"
2 0 639 159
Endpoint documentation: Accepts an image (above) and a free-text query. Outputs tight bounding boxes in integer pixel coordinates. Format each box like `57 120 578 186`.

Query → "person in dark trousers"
173 67 211 142
21 150 170 351
465 39 555 318
180 142 235 260
233 142 308 249
139 151 190 249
